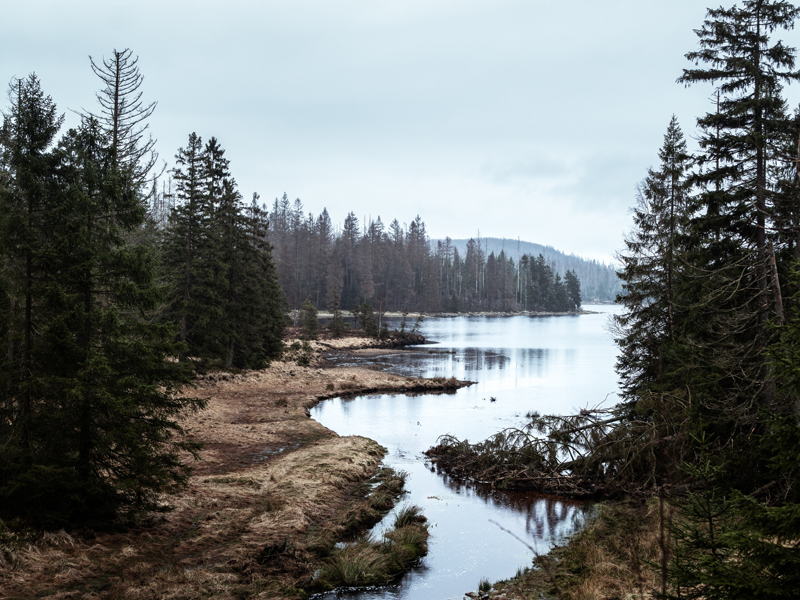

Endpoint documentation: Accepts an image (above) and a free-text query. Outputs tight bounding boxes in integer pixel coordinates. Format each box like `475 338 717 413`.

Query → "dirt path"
1 335 471 600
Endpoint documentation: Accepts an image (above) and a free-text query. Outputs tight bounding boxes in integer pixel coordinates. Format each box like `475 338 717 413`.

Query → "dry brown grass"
484 499 665 600
0 339 472 600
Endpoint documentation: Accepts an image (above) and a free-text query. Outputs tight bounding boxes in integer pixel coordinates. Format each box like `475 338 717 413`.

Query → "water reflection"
432 471 590 556
312 306 620 600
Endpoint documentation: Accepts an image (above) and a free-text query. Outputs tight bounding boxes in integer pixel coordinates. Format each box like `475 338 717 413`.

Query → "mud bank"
0 336 472 600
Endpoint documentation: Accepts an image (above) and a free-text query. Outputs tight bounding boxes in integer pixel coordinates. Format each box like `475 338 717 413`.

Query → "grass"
478 577 492 592
318 535 391 587
392 504 427 529
493 499 665 600
431 376 460 387
313 504 430 592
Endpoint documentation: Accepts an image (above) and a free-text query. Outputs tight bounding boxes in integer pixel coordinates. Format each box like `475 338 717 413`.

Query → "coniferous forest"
3 1 800 597
0 50 585 527
566 2 800 596
254 202 588 314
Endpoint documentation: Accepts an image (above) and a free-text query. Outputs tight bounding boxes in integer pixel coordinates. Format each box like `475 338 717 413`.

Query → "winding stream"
311 305 621 600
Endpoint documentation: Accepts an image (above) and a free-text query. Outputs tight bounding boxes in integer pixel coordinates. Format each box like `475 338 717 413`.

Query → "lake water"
311 305 621 600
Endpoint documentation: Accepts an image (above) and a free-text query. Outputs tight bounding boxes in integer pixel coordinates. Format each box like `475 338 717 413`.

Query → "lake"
311 305 621 600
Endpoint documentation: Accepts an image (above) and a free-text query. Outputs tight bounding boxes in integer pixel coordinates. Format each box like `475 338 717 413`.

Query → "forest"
4 0 800 597
0 53 288 525
253 200 586 314
155 188 597 314
0 48 586 527
156 190 586 315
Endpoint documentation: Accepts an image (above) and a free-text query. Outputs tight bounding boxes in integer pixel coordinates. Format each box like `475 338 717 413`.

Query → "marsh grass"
319 535 391 587
314 504 429 591
392 504 427 529
497 500 663 600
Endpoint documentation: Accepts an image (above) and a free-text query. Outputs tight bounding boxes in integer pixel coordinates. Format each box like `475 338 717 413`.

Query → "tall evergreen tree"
88 48 157 180
614 116 691 408
0 76 201 527
673 1 800 466
564 269 582 311
161 136 285 367
160 133 213 361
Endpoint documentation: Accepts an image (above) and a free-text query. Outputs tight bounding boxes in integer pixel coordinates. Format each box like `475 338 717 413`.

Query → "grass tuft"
393 504 427 529
313 503 430 592
317 535 391 587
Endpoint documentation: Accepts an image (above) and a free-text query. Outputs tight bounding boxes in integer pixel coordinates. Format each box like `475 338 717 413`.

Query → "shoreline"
301 309 601 320
1 334 473 599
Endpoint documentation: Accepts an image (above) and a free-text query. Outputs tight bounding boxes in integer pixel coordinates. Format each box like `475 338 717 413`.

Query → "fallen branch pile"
425 405 672 498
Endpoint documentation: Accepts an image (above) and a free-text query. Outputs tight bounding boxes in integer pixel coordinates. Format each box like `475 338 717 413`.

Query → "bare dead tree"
87 48 158 188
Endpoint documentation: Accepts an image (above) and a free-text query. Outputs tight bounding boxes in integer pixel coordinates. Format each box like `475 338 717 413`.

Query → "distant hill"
435 237 621 302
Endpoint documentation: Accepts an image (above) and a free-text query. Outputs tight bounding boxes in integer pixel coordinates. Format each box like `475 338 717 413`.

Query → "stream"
311 305 621 600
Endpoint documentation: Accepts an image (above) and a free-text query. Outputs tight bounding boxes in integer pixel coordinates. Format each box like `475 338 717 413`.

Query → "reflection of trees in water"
431 464 589 547
459 348 507 372
357 347 557 379
333 346 564 381
512 348 550 377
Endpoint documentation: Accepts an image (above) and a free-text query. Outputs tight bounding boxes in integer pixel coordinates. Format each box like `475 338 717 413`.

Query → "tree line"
441 237 620 302
260 198 583 314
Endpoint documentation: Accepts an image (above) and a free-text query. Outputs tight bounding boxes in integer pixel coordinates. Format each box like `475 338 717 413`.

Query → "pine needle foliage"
0 75 202 528
160 136 285 368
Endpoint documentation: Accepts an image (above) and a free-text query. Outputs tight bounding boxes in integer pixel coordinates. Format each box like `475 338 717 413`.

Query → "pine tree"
614 116 691 409
301 296 319 340
0 76 201 527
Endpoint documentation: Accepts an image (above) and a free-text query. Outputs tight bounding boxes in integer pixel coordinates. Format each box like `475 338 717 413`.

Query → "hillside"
437 237 621 302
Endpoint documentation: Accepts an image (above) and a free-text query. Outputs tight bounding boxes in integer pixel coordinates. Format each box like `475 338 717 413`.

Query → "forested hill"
439 237 621 302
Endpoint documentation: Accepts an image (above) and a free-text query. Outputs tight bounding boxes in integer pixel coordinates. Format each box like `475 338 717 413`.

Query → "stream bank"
0 334 470 600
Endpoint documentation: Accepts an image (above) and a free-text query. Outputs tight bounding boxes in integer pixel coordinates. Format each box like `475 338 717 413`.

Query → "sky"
4 1 800 263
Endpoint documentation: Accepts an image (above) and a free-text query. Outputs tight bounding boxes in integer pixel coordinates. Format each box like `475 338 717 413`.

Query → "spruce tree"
217 178 284 367
301 296 319 340
564 269 582 311
0 76 202 527
87 48 157 186
248 195 286 362
660 5 800 596
161 137 285 367
327 292 344 337
674 0 800 472
160 133 214 361
614 116 691 410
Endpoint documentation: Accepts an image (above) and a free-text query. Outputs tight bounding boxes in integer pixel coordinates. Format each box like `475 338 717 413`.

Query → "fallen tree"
425 403 685 498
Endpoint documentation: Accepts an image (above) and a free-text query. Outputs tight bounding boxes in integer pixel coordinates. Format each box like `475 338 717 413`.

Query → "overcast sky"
4 1 800 263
